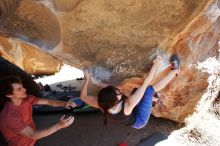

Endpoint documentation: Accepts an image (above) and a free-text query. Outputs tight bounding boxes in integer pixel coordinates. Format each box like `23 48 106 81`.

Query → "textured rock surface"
53 0 210 84
0 36 62 75
153 0 220 122
0 0 219 122
0 0 60 50
118 0 220 122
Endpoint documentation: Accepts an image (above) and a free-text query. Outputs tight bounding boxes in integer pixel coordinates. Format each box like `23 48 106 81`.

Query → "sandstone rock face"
0 0 60 50
53 0 210 85
0 0 219 122
0 36 62 75
154 0 220 122
0 0 18 19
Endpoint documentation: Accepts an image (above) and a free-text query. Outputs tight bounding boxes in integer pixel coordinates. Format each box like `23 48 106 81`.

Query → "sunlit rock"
0 36 62 75
152 0 220 122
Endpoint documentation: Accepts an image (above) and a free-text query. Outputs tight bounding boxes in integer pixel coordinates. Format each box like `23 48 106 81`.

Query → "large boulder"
0 0 219 122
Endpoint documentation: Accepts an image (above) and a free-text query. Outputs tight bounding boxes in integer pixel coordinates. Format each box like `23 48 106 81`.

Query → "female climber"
80 55 180 129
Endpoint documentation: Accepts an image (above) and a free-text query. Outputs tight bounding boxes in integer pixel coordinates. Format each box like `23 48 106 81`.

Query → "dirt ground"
34 112 181 146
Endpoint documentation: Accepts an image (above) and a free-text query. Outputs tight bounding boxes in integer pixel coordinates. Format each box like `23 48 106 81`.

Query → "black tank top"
108 100 136 126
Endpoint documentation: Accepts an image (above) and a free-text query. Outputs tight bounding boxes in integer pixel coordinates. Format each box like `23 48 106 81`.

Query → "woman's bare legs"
125 56 162 114
152 69 179 92
151 68 179 103
149 65 172 86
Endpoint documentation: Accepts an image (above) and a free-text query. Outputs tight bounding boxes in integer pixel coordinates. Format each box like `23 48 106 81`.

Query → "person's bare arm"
37 99 76 109
80 71 99 108
19 115 74 140
124 56 162 114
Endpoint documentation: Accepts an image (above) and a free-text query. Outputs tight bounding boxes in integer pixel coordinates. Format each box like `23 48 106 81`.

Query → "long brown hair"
98 85 127 125
0 75 22 111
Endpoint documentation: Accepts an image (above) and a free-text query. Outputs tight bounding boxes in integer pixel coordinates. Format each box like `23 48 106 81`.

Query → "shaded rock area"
54 0 210 82
0 0 61 50
0 0 19 20
0 0 219 123
53 0 81 12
